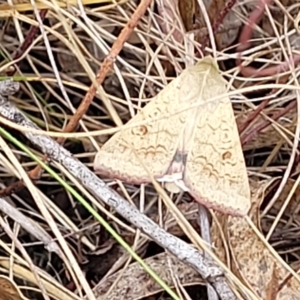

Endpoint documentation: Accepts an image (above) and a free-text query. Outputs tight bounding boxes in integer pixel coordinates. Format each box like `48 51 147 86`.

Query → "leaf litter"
1 0 300 299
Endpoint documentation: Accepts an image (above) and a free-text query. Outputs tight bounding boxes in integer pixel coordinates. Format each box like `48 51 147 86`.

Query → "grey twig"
0 80 236 300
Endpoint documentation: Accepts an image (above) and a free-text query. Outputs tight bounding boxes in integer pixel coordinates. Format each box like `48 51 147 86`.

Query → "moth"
94 56 250 216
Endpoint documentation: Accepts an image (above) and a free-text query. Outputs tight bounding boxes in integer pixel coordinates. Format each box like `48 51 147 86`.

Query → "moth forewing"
93 64 195 183
183 64 250 216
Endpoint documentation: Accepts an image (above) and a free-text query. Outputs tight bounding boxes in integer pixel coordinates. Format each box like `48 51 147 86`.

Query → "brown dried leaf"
92 252 203 300
0 275 27 300
212 180 300 299
178 0 195 31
